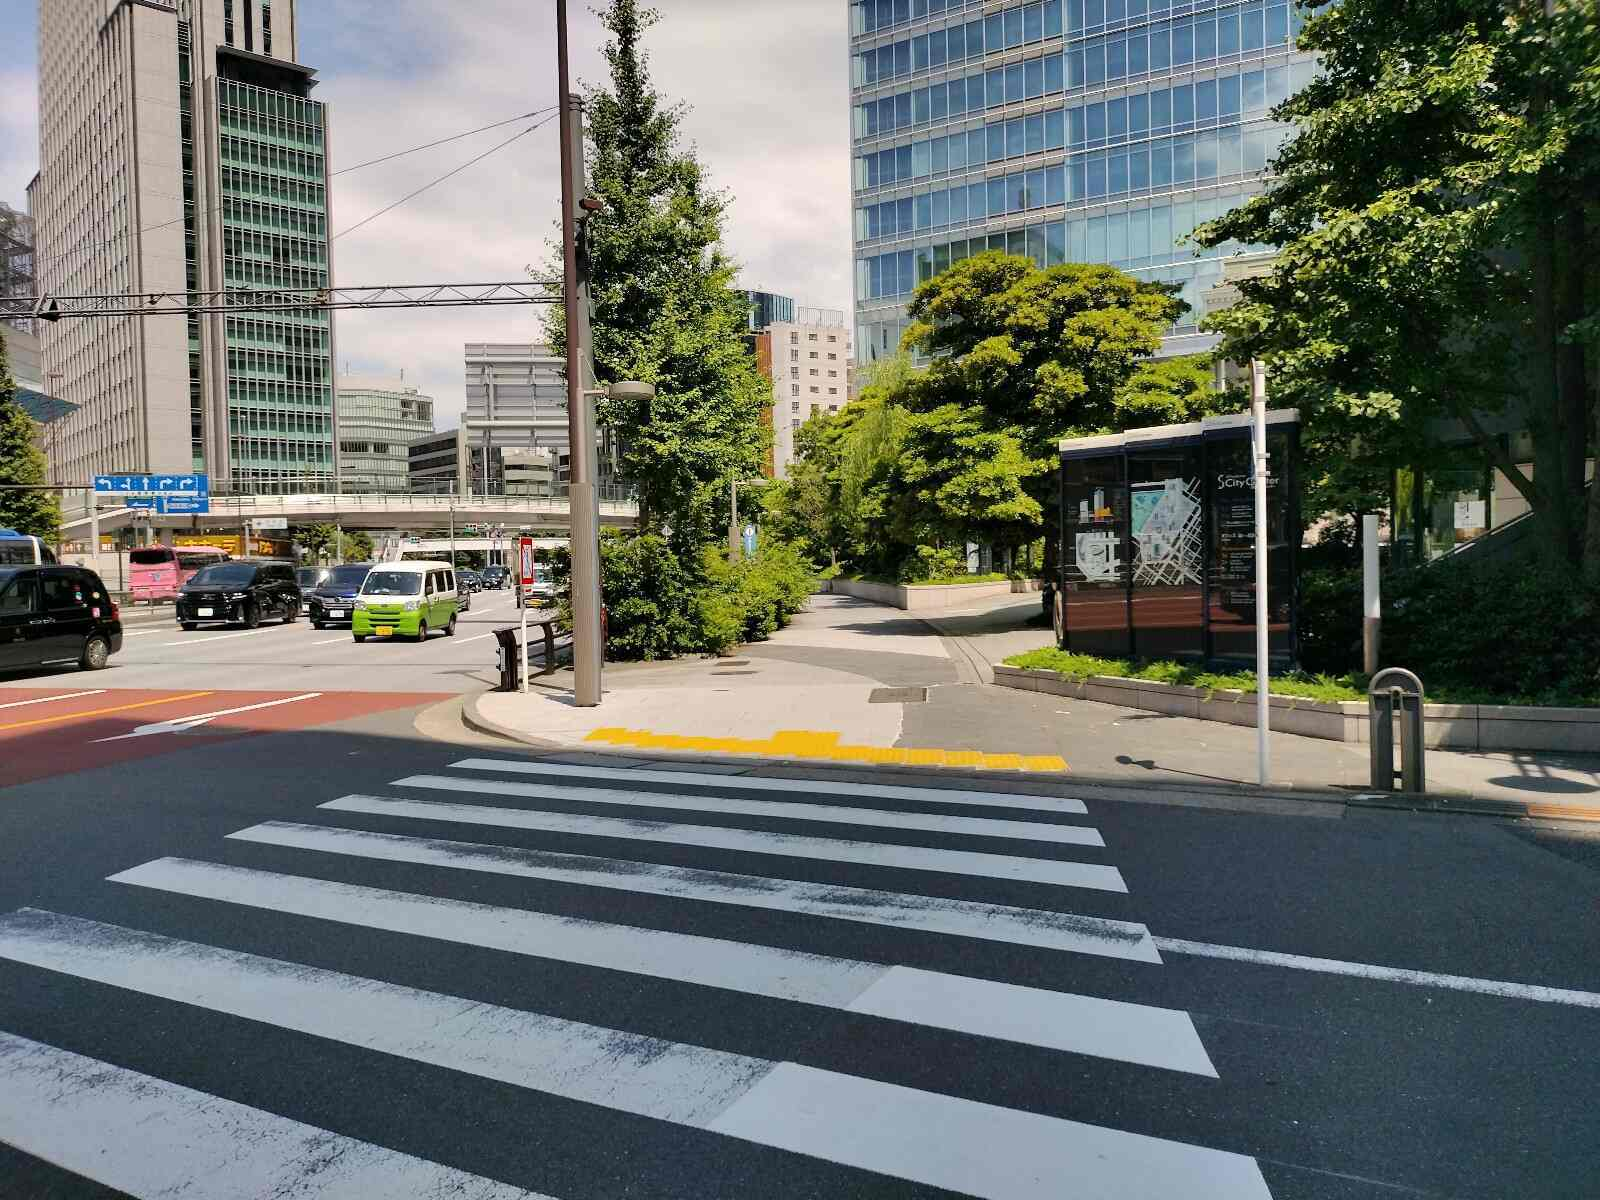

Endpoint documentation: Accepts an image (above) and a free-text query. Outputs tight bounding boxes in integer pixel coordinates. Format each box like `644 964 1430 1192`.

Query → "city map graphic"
1131 477 1202 585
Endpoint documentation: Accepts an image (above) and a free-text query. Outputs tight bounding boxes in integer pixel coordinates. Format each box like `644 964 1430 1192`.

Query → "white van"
351 560 460 642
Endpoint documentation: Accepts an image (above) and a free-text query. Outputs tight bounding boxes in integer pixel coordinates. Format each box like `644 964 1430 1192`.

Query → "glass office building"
849 0 1317 363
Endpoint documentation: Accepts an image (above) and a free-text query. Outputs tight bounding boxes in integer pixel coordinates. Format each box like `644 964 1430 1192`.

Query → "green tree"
342 530 375 562
1113 353 1241 428
546 0 766 552
1195 1 1600 573
896 252 1193 563
296 522 338 563
0 335 60 541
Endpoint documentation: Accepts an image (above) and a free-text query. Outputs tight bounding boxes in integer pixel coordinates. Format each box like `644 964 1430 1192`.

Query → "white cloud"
5 0 854 429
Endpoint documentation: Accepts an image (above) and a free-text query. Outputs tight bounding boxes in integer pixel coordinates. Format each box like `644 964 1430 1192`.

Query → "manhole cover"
869 686 928 703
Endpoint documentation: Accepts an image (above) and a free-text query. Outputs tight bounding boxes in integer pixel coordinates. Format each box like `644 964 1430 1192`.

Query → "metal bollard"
1368 667 1426 793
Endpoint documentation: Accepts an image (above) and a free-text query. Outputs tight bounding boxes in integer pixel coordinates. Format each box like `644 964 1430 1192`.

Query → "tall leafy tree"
1196 1 1600 572
547 0 766 552
0 335 60 541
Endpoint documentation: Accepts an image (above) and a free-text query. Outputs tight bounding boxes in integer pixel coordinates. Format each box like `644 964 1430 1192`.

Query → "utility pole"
558 0 604 707
1251 359 1271 787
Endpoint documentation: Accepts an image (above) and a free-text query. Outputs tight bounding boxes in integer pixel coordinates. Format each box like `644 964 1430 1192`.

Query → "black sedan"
458 568 483 593
307 563 373 629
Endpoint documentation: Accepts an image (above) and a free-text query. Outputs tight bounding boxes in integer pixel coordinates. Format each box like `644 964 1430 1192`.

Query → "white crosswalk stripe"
0 910 1268 1199
0 757 1273 1197
319 793 1130 890
393 771 1107 846
0 1031 549 1200
228 820 1162 961
110 856 1213 1073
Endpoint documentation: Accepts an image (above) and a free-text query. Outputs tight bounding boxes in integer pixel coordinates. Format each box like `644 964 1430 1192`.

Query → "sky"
0 0 853 428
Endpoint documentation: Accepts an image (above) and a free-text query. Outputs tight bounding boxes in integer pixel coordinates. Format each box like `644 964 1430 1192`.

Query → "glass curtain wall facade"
336 378 435 494
849 0 1317 363
214 75 334 492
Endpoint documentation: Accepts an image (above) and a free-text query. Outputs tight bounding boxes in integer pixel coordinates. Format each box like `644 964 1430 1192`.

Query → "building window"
809 352 818 359
808 332 818 341
789 366 798 378
790 349 798 361
809 368 819 376
791 384 799 396
791 401 800 412
829 405 839 412
792 419 801 430
828 370 837 378
790 332 798 343
829 388 838 395
810 386 819 394
827 353 837 360
827 334 838 342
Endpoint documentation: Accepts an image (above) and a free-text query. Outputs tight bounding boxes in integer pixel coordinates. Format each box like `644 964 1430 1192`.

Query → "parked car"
307 563 374 629
351 561 460 642
481 564 509 590
0 564 121 673
175 560 301 629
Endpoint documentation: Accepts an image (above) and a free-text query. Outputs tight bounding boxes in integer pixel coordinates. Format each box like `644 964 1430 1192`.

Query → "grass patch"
1004 648 1364 703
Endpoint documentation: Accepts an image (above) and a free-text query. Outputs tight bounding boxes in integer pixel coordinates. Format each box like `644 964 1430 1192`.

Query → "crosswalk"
0 755 1276 1199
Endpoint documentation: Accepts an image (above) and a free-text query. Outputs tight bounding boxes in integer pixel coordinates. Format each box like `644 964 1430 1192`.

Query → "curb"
460 690 1600 825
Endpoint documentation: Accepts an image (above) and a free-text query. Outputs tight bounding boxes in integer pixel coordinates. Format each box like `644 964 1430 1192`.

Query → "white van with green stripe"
351 561 459 642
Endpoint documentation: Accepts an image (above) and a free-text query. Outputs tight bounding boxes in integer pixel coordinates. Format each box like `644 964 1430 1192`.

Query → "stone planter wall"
824 577 1032 611
991 665 1600 754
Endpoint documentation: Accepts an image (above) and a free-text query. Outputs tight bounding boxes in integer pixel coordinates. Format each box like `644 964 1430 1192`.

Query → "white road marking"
313 635 349 645
112 857 1203 1071
449 757 1089 815
394 773 1105 848
321 794 1128 891
0 689 105 710
93 692 322 742
231 821 1160 961
159 626 287 647
1157 936 1600 1009
0 1031 547 1200
118 627 169 637
0 910 1263 1198
705 1062 1272 1200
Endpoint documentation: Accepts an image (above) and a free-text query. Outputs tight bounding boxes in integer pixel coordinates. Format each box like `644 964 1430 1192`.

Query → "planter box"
827 577 1036 611
993 666 1600 754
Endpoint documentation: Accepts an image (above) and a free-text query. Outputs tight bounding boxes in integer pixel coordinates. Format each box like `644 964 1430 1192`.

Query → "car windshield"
326 566 370 588
296 569 323 587
130 548 176 565
189 563 257 587
362 570 422 596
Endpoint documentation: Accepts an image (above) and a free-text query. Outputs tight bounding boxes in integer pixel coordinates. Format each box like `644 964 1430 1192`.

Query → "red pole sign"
518 537 535 587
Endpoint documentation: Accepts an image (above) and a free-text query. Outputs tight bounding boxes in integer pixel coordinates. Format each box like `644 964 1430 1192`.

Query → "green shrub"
898 544 966 583
1298 565 1364 675
1004 647 1365 702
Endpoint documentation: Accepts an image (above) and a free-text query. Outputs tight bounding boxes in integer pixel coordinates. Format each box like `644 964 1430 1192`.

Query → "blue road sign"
124 497 158 511
742 523 757 558
93 473 209 497
160 496 210 515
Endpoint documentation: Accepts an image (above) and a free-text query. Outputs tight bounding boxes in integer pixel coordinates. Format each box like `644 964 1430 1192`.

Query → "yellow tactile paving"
581 728 1067 773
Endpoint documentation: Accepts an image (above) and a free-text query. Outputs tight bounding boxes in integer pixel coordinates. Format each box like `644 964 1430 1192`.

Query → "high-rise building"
463 344 571 472
742 289 795 333
759 308 852 479
30 0 334 493
849 0 1315 363
335 374 435 493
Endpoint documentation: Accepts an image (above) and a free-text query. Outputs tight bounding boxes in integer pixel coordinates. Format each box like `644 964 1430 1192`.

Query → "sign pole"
1362 513 1381 676
518 536 533 694
1251 359 1271 787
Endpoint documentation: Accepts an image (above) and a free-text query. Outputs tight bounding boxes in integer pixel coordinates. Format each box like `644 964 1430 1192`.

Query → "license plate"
197 608 213 616
329 609 345 618
376 626 393 637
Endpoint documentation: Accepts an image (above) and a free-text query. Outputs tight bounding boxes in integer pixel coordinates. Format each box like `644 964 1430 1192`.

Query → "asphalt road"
1 695 1597 1199
4 585 552 695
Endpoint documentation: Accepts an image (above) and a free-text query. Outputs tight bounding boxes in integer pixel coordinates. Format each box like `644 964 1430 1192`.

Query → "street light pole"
558 0 604 707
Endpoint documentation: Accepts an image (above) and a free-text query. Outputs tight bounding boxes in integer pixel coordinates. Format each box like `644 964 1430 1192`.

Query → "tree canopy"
546 0 766 553
1195 0 1600 572
0 334 60 541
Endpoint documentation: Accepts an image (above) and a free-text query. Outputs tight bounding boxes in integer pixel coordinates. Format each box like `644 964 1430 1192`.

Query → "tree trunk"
1526 197 1584 566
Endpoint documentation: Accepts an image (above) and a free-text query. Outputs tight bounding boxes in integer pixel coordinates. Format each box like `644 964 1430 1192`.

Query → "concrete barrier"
825 577 1028 610
990 665 1600 754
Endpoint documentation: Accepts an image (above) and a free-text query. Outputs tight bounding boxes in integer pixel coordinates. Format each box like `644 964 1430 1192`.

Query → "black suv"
176 559 300 630
307 563 373 629
481 565 509 590
0 565 122 673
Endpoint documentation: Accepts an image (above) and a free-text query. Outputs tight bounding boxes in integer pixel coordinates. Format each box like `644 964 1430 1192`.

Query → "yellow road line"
0 691 215 734
581 727 1068 772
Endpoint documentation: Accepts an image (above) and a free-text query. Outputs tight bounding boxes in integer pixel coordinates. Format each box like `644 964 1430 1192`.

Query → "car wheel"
242 604 260 630
80 635 111 671
445 613 457 637
415 620 428 642
353 634 367 643
181 621 197 632
283 605 297 624
313 621 325 630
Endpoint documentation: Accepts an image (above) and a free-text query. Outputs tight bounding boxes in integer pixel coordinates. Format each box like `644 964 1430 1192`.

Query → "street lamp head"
607 380 655 403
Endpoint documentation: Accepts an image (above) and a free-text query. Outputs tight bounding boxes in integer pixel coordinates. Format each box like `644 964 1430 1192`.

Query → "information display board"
1055 410 1300 666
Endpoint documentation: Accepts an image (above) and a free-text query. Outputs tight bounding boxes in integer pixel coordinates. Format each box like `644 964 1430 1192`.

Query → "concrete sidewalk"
467 592 1600 820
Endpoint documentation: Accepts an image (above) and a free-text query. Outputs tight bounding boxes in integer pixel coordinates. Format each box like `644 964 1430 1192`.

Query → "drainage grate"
869 686 928 703
711 669 760 676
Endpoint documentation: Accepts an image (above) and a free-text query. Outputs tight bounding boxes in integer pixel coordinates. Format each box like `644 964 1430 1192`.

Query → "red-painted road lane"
0 687 449 787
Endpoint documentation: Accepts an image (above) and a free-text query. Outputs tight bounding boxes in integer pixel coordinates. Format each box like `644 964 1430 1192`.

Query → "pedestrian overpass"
60 492 639 540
